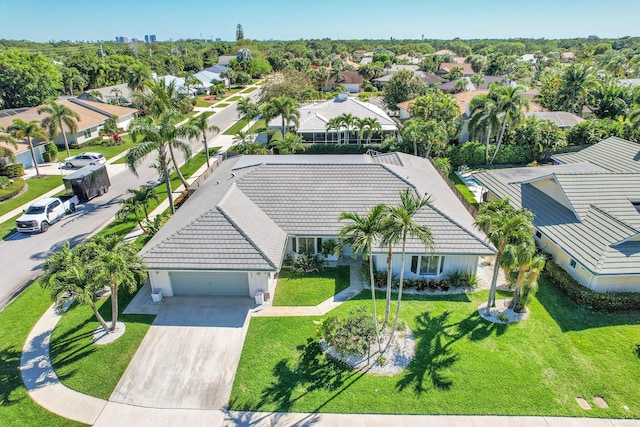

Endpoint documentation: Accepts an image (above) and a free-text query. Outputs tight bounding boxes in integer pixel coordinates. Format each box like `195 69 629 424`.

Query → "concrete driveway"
109 296 254 409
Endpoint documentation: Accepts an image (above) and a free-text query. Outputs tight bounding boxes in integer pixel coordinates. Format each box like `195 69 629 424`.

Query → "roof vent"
231 173 236 178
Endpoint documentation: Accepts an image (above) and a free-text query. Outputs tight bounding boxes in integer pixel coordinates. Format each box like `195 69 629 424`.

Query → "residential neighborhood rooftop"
552 137 640 173
525 111 585 128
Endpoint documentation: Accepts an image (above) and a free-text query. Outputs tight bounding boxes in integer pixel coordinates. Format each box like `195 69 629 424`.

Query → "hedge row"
297 143 387 155
543 260 640 312
446 141 536 167
0 163 25 178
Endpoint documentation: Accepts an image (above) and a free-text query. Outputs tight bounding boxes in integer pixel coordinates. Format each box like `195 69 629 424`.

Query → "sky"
1 0 639 42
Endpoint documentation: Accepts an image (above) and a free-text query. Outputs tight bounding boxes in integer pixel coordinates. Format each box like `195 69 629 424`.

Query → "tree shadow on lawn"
535 278 640 332
396 309 507 395
233 338 366 413
0 346 27 407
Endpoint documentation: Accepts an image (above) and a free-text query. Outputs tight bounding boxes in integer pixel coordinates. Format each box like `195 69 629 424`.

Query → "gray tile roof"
552 137 640 172
525 111 585 128
141 154 495 271
474 163 640 275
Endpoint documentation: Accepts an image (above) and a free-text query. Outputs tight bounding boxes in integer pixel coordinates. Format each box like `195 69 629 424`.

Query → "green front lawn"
227 96 241 102
273 267 350 306
0 214 21 240
241 87 257 93
223 118 249 135
248 119 267 134
0 175 63 217
195 96 216 107
216 103 230 109
50 284 154 399
0 178 26 202
231 280 640 417
0 284 84 426
68 135 136 161
448 172 479 208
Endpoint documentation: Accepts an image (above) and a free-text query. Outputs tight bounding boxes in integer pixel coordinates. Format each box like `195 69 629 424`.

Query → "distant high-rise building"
115 36 129 43
144 34 157 43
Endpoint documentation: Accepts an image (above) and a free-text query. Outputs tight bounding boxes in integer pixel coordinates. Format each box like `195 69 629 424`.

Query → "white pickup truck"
15 195 79 233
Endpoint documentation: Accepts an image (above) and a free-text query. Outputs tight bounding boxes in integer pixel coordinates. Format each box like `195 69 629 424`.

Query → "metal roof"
525 111 585 128
552 137 640 173
474 163 640 275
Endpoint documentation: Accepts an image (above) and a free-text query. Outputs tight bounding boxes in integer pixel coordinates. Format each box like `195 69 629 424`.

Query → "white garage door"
170 271 250 296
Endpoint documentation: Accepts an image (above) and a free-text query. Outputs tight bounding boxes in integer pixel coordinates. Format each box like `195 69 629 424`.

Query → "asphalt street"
0 99 250 309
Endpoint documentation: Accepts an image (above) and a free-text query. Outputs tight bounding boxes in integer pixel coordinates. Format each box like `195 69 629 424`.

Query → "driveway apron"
109 296 253 409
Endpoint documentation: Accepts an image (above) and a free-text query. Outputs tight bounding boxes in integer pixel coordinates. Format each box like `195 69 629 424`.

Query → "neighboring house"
78 83 133 105
217 55 235 68
156 75 192 95
267 96 398 143
397 99 415 121
619 78 640 89
435 49 457 59
322 71 364 93
0 138 46 169
372 71 445 88
561 52 576 62
525 111 585 129
475 137 640 293
436 62 475 77
396 54 421 64
141 153 495 298
0 99 137 167
193 70 226 93
436 75 504 93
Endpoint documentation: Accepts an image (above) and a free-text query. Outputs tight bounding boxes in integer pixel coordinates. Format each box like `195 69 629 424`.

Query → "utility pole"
99 44 105 59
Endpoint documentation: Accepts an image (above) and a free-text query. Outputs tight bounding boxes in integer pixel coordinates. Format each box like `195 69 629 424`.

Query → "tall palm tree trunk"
490 118 509 164
368 252 382 352
27 137 41 176
60 119 72 158
203 137 210 168
162 158 176 214
486 244 504 315
167 143 189 190
485 125 492 164
388 232 407 349
90 302 111 332
110 283 119 331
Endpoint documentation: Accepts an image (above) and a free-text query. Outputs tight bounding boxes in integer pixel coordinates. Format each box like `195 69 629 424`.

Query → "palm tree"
132 79 191 119
233 130 254 145
337 113 357 144
269 132 303 154
329 68 345 90
37 101 80 158
325 117 342 144
127 111 197 214
220 68 235 88
189 114 220 168
470 74 485 90
558 64 595 116
468 94 500 163
267 97 300 137
503 239 536 312
386 189 433 341
7 119 48 176
490 85 529 164
88 235 147 332
358 117 382 144
119 185 160 222
127 63 152 93
473 199 535 315
0 126 18 162
40 243 111 332
337 204 386 352
88 90 103 101
518 254 546 313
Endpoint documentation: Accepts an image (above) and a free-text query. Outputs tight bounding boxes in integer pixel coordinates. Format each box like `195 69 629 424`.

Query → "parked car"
64 152 106 168
15 195 79 233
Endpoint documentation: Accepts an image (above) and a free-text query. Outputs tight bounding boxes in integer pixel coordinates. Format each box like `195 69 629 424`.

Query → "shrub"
446 141 535 167
0 176 9 188
45 142 58 154
498 313 509 323
42 151 56 162
0 177 25 201
543 259 640 312
292 253 325 273
321 306 375 357
1 163 24 178
321 239 338 258
447 270 478 288
432 157 452 176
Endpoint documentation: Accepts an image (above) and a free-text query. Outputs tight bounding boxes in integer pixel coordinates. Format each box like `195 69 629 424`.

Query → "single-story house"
141 152 495 298
268 96 398 143
217 55 235 68
0 138 46 169
192 70 226 93
436 75 504 93
0 99 137 168
322 71 364 93
475 137 640 292
78 83 133 105
561 52 576 62
435 49 457 58
372 71 445 89
436 62 475 77
525 111 585 129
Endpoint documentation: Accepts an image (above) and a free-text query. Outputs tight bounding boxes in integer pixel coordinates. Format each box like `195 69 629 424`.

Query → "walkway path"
19 260 640 425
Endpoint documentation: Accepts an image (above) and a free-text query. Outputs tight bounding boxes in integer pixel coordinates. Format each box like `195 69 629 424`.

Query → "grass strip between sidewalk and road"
223 119 249 135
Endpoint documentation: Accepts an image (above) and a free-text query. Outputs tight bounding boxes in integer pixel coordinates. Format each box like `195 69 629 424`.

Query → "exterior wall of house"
458 120 471 143
530 179 573 211
344 84 361 93
117 113 135 131
248 271 270 297
591 275 640 292
149 270 174 297
536 233 594 288
15 145 46 169
373 253 479 280
399 108 410 120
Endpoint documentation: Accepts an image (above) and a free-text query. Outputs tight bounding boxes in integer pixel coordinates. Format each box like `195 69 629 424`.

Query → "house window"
83 129 92 139
569 258 577 269
535 230 542 239
410 255 444 276
296 237 321 254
